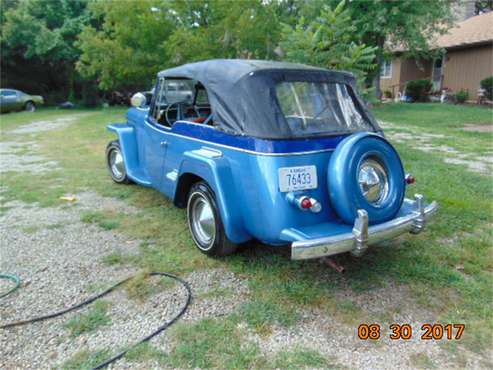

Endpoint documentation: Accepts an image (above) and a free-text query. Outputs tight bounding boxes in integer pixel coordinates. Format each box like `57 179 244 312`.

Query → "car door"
141 78 169 188
0 90 18 113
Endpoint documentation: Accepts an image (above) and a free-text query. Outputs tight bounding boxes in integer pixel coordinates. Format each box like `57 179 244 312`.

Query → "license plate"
278 165 317 192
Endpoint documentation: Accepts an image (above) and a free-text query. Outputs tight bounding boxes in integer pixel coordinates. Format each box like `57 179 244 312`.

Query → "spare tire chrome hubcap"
358 158 389 205
191 194 215 248
109 149 125 179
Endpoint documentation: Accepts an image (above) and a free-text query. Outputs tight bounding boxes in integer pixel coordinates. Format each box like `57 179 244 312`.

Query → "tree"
338 0 455 98
166 0 280 65
76 0 175 91
2 0 88 61
77 0 280 91
273 0 329 27
279 1 377 92
2 0 90 99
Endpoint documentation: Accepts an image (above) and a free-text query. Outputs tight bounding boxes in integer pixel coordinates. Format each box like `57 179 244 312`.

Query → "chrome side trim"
143 119 335 156
192 147 223 158
166 170 178 181
166 131 335 156
291 194 439 260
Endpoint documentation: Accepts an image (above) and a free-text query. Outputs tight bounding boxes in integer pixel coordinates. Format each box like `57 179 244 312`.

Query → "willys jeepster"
106 59 438 259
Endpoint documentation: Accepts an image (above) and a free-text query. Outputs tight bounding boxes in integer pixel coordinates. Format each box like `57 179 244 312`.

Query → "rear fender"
176 149 250 243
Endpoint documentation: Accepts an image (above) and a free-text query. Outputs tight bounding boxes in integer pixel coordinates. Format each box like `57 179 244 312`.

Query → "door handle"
160 141 168 147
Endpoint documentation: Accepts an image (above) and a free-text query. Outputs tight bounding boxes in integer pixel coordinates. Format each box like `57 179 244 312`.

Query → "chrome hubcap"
109 148 125 179
358 158 389 205
190 194 215 249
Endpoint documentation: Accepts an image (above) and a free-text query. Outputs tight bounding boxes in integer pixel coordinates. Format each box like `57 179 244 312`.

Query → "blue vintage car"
106 59 438 259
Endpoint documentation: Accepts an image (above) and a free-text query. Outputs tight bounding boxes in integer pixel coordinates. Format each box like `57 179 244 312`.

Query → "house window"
380 60 392 79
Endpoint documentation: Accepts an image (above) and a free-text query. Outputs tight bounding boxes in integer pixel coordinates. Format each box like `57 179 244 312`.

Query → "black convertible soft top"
158 59 378 139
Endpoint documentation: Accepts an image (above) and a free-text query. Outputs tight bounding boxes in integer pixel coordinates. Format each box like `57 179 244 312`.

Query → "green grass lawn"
373 102 493 155
373 102 493 128
372 103 493 359
1 103 492 368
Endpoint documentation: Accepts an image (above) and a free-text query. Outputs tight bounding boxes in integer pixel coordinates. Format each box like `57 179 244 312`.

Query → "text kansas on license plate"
278 165 318 192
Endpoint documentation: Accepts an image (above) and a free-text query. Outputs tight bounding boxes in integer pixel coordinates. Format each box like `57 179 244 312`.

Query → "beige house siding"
442 44 493 95
380 57 431 97
380 45 492 97
379 12 493 99
380 58 401 97
400 58 432 84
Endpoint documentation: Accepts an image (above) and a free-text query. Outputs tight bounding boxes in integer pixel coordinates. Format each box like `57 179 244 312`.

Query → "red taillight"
405 174 416 185
300 197 312 209
286 193 322 213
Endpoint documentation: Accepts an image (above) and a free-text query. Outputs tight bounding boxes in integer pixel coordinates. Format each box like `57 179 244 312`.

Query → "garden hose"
0 273 21 299
0 272 192 370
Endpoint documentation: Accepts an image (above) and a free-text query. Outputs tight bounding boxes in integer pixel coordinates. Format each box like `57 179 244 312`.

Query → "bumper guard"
291 194 438 260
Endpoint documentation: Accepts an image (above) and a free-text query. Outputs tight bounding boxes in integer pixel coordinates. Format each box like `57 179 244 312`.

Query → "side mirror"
130 92 147 108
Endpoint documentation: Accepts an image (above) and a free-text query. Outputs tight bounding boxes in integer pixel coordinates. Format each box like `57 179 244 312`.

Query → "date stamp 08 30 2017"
358 323 465 341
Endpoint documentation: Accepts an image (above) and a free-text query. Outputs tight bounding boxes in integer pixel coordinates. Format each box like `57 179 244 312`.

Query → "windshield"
276 81 372 136
159 79 195 105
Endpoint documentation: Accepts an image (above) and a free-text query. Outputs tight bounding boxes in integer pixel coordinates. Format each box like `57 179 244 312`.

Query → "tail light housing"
405 173 416 185
287 193 322 213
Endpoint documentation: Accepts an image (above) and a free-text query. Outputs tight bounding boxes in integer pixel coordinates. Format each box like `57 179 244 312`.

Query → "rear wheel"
25 101 36 112
187 182 237 256
106 140 130 184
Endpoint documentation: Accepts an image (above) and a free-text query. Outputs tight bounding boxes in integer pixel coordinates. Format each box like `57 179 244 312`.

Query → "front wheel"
25 101 36 112
187 182 237 256
106 140 131 184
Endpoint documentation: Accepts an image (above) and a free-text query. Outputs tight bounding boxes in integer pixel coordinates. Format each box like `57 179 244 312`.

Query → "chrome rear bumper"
291 194 439 260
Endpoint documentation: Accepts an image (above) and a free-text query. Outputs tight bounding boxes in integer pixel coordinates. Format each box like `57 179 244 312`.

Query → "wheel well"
25 100 34 106
174 173 204 208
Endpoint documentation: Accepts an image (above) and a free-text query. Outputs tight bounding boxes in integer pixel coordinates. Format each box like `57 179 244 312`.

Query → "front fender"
107 123 151 186
176 149 251 244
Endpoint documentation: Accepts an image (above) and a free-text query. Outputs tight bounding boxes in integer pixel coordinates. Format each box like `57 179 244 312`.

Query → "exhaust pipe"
321 256 345 273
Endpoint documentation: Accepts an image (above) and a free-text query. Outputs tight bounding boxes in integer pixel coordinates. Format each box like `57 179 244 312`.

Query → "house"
380 11 493 99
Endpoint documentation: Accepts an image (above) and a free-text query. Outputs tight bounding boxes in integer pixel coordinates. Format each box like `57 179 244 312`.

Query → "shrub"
480 76 493 100
455 89 469 104
81 81 100 107
383 90 393 99
405 79 432 102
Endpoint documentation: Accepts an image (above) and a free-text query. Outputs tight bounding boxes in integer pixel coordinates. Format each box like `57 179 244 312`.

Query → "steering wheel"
165 102 200 126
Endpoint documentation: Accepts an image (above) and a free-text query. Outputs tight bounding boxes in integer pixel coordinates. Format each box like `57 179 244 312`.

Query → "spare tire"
328 132 405 225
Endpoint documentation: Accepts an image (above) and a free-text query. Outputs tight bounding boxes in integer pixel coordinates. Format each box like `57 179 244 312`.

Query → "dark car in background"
0 89 44 113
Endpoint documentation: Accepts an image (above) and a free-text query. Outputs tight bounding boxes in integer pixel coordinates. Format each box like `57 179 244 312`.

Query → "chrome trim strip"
166 170 178 181
143 119 335 156
192 147 223 158
291 194 439 260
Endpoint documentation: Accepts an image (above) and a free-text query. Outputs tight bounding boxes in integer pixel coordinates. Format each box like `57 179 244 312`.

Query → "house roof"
391 11 493 52
433 11 493 49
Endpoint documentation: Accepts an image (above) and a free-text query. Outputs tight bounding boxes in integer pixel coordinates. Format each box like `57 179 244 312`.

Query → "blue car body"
107 59 438 259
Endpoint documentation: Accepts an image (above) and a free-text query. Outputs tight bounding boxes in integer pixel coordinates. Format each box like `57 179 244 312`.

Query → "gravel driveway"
0 116 250 368
0 114 487 369
0 193 249 368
